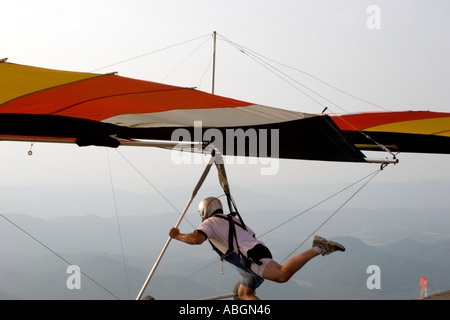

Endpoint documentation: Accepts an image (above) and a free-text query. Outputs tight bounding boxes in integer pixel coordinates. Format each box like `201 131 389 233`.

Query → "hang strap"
215 161 247 231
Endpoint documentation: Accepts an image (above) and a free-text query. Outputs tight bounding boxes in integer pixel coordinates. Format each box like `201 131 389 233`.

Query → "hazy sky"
1 0 449 217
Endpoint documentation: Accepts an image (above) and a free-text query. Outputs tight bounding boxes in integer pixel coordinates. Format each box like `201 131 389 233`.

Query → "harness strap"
208 214 256 268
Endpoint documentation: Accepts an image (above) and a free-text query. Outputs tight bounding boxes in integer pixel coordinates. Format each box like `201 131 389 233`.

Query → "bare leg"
238 284 260 300
262 248 319 283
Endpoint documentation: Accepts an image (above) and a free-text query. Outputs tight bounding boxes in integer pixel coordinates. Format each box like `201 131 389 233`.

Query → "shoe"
312 235 345 256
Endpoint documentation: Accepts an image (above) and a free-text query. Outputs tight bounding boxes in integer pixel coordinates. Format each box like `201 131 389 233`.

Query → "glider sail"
331 111 450 154
1 61 449 162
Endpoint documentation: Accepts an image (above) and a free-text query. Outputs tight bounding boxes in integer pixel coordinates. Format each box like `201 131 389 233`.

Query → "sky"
1 0 450 218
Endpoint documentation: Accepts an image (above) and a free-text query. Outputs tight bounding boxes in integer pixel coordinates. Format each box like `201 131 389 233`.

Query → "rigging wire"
114 149 196 229
90 33 211 73
0 213 121 300
217 33 387 112
198 53 213 91
216 33 396 159
281 167 383 263
161 35 211 83
258 167 383 239
218 34 339 112
106 149 132 299
218 34 388 111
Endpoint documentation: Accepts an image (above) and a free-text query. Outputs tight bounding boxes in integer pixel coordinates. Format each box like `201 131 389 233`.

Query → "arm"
169 227 207 245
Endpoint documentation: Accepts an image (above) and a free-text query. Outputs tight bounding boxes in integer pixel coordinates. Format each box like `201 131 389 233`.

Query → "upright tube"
135 153 216 300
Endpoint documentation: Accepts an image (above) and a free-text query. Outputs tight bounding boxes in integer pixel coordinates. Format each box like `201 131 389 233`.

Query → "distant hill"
2 179 450 219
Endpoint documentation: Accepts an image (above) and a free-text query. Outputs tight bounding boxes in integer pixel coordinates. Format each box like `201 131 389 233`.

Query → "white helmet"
198 197 223 222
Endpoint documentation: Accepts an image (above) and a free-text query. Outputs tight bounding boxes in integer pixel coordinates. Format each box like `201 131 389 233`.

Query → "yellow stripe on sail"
365 117 450 137
0 62 100 106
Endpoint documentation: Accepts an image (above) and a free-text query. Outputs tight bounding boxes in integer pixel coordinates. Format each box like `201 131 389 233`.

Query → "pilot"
169 197 345 300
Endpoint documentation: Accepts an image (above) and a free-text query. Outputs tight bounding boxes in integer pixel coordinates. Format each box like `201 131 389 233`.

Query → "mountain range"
1 196 449 300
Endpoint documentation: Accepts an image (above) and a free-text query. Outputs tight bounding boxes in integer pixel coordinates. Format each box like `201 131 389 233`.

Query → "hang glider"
1 61 449 163
2 60 449 300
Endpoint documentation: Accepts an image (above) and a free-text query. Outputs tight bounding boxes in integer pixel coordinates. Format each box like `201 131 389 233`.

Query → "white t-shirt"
196 214 265 256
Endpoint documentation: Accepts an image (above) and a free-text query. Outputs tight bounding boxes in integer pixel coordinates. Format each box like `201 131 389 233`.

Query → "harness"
208 212 270 269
